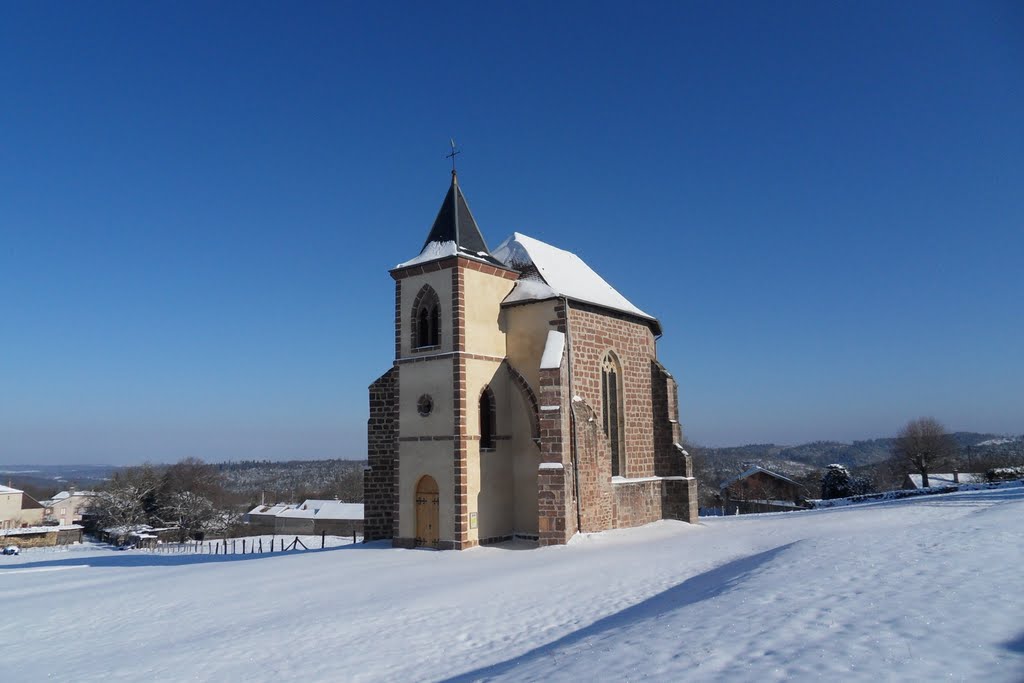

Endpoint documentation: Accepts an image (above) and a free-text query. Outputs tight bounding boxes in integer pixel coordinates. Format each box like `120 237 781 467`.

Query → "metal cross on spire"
446 138 461 174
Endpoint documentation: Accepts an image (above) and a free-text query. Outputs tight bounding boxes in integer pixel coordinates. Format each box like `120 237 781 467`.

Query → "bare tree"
161 491 217 542
893 417 957 488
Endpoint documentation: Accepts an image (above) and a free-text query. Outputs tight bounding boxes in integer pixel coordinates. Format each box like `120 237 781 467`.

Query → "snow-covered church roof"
493 233 660 333
392 174 662 334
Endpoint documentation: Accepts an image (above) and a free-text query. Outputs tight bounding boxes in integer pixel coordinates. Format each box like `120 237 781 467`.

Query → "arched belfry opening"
412 284 441 348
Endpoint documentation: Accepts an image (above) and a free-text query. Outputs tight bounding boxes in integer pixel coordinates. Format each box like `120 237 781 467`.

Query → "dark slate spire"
421 171 492 256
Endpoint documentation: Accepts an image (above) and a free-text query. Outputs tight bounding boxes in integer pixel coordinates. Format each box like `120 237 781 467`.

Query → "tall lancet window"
479 386 496 449
412 285 441 349
601 353 624 476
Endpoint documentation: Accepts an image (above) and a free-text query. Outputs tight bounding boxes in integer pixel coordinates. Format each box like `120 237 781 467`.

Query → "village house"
41 487 97 526
719 466 807 514
0 484 45 530
1 483 86 548
364 170 698 550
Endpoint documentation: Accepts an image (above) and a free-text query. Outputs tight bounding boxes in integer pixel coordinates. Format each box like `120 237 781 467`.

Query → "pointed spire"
421 169 491 256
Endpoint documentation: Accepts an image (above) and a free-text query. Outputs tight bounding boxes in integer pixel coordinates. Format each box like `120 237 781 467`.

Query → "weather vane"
446 138 461 173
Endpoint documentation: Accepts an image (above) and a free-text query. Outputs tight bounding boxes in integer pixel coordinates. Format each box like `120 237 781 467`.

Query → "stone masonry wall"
364 367 397 541
570 398 613 532
612 480 663 529
537 356 576 546
567 303 657 478
651 359 683 477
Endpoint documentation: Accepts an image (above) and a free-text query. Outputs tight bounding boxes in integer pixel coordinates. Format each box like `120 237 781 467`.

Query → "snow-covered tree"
160 491 218 541
821 464 853 499
88 464 162 531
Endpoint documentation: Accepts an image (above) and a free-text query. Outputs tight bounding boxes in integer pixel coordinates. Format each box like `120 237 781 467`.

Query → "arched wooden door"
415 475 440 549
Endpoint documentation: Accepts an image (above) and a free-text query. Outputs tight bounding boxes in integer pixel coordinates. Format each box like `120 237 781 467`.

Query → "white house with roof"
0 484 45 530
41 487 97 526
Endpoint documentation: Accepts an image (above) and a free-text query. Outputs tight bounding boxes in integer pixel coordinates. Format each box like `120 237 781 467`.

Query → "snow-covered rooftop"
248 504 295 516
0 484 24 494
42 490 97 506
493 233 660 332
0 524 83 537
313 502 364 521
719 466 804 491
249 501 364 521
906 473 986 489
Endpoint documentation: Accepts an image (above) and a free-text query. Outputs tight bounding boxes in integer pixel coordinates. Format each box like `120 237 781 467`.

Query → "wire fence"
142 531 362 555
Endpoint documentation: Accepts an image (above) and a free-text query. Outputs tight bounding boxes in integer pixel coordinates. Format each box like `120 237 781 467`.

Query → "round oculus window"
417 394 433 417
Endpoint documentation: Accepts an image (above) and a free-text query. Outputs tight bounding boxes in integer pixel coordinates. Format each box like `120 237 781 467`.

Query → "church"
364 169 697 549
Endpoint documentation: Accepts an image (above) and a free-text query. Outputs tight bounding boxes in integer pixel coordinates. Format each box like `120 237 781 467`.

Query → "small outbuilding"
245 500 364 537
720 467 807 514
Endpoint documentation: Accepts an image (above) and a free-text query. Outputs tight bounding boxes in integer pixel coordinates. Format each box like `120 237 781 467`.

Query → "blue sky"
2 2 1021 465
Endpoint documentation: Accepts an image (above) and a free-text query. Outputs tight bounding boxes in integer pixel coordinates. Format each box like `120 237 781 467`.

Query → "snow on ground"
2 487 1022 682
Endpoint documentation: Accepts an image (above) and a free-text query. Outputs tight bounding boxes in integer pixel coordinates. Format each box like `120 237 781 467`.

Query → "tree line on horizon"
690 418 1024 509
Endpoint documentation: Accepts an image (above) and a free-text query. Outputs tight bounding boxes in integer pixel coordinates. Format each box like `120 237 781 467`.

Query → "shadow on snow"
442 542 799 683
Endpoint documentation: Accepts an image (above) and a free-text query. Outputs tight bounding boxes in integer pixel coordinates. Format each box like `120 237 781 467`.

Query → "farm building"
246 500 364 537
720 467 807 514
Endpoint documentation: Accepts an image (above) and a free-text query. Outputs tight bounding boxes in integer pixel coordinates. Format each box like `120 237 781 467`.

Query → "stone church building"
364 171 697 549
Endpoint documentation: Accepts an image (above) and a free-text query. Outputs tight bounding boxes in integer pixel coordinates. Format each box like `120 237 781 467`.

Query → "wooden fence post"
321 531 325 549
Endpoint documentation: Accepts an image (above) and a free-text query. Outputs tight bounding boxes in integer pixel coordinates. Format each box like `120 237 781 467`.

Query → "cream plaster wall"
0 492 22 527
465 357 512 540
397 442 455 542
504 300 558 395
510 395 541 534
0 492 42 528
463 268 515 358
465 356 540 537
398 268 453 358
398 357 453 438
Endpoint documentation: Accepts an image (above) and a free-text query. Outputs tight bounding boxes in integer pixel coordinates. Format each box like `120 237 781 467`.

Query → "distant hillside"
0 464 119 500
690 432 1023 507
215 458 365 503
697 432 1021 471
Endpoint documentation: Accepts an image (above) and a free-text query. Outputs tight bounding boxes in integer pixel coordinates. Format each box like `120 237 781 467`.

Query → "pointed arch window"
479 385 496 450
412 285 441 349
601 353 625 476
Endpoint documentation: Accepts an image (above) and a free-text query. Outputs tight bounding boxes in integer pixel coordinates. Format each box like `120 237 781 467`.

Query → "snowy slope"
2 486 1022 682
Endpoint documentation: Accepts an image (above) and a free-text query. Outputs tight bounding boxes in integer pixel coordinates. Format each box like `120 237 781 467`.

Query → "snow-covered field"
2 486 1022 682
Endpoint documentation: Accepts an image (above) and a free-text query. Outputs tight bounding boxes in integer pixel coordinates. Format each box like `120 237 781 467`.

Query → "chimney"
953 469 960 484
69 484 76 495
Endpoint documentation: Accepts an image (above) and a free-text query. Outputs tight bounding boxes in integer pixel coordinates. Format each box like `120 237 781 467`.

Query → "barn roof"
720 466 803 491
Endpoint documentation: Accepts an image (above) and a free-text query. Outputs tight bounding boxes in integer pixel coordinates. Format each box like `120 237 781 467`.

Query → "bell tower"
375 169 518 549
